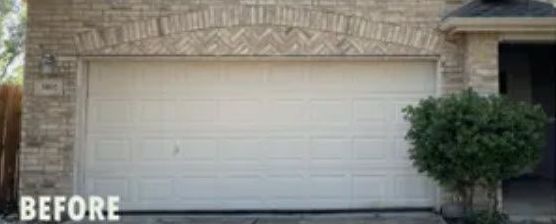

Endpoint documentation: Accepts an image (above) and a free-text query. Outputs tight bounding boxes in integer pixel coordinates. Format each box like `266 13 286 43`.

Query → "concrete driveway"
65 212 444 224
2 212 555 223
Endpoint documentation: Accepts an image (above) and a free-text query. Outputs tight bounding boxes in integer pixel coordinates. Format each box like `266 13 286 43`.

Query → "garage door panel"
268 64 308 86
84 61 437 210
394 139 412 160
353 138 389 160
309 63 351 85
309 138 350 160
88 62 139 95
138 100 177 123
176 176 219 199
175 100 219 123
136 138 175 161
221 175 263 199
108 163 419 173
266 175 307 198
266 100 307 123
220 138 263 161
267 200 313 209
220 100 264 123
352 175 386 199
309 100 350 124
265 138 307 160
184 63 222 85
87 136 131 164
86 176 132 202
222 63 266 85
350 62 436 93
88 99 134 126
178 138 219 160
394 175 435 199
309 174 350 198
137 178 174 201
353 99 392 122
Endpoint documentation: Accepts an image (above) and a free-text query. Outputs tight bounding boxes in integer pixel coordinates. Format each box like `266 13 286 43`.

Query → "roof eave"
440 17 556 35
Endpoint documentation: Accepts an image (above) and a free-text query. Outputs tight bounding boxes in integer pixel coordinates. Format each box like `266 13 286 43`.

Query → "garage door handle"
173 141 180 155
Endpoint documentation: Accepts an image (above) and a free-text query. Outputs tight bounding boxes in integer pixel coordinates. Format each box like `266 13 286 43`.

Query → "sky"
1 0 24 79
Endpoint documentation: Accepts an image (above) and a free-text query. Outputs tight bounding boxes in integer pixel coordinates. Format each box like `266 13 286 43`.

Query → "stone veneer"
464 33 499 94
21 0 499 199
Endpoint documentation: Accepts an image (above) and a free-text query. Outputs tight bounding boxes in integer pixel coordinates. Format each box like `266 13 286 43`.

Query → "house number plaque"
34 79 64 96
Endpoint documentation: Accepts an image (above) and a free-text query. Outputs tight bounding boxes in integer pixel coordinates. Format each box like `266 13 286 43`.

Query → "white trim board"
441 17 556 36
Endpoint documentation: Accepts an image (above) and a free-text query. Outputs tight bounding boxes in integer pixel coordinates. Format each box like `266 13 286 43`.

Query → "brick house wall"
22 0 498 198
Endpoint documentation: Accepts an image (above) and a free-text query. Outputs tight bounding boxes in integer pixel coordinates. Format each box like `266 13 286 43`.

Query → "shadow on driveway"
62 212 444 224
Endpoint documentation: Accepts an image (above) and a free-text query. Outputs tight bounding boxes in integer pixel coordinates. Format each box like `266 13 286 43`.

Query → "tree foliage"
0 0 26 82
403 89 547 211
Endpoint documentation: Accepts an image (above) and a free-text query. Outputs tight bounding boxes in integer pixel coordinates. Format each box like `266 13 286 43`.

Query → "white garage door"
83 61 437 210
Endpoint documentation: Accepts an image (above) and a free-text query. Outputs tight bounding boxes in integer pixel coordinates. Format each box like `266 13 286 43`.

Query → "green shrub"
403 89 547 212
464 211 509 224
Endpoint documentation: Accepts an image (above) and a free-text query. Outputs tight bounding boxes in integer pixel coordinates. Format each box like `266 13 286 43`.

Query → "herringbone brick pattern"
97 27 431 56
76 6 442 55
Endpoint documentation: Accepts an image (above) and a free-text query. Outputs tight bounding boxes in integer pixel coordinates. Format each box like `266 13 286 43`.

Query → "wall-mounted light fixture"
40 54 57 75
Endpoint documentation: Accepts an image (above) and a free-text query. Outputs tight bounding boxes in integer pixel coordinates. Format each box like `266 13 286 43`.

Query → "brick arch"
74 6 443 55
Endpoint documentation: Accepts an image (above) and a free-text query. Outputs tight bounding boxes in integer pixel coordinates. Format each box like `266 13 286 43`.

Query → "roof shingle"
446 0 556 18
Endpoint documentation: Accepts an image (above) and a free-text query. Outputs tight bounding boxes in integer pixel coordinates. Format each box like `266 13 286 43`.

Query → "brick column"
464 33 499 94
461 33 502 209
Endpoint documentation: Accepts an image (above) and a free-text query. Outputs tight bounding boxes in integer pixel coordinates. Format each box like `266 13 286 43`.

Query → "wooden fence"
0 84 21 212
